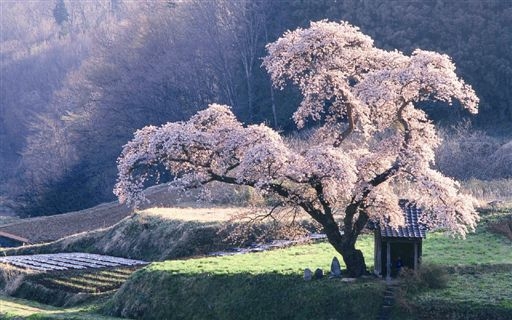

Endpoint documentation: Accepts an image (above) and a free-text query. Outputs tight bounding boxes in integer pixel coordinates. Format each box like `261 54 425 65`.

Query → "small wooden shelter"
373 200 427 279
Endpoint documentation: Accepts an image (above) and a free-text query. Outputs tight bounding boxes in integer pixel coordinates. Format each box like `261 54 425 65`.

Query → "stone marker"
304 268 313 281
330 256 342 278
314 268 323 279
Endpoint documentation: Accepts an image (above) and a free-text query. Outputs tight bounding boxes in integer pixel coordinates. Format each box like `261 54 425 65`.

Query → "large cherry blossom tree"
114 21 479 277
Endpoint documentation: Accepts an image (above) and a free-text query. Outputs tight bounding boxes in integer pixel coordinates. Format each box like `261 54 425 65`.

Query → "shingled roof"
379 201 427 238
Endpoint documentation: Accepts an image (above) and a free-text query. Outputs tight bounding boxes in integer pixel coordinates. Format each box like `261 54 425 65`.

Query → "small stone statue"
314 268 323 279
303 268 313 281
330 256 342 278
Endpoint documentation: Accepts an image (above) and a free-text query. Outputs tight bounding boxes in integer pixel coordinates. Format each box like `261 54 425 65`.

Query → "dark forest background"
1 0 511 217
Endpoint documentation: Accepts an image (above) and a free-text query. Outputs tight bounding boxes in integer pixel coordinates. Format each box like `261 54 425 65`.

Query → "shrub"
395 264 449 312
435 124 500 180
400 264 448 292
489 141 512 179
418 264 449 289
488 216 512 240
436 123 512 182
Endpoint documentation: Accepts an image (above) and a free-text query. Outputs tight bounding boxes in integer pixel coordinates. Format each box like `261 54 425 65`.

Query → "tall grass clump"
461 178 512 204
398 264 449 295
395 264 450 315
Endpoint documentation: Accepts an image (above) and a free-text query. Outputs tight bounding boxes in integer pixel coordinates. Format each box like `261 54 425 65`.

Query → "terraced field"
34 267 139 294
0 253 147 272
0 253 148 307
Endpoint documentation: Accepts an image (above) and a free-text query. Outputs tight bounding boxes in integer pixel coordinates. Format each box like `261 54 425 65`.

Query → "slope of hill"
0 184 200 246
1 206 260 261
0 202 130 244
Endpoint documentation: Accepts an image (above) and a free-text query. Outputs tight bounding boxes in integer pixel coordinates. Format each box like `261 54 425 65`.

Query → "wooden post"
414 241 418 270
386 241 391 281
374 232 380 276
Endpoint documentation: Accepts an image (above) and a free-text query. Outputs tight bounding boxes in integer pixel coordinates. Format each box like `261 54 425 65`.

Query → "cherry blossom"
116 21 479 277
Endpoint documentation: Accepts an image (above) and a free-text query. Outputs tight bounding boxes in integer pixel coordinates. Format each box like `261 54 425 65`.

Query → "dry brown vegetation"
0 183 247 244
141 207 254 222
0 263 37 295
1 203 318 264
488 218 512 241
0 202 131 244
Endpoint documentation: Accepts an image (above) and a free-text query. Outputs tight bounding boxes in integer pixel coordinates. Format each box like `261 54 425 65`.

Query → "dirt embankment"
1 212 232 261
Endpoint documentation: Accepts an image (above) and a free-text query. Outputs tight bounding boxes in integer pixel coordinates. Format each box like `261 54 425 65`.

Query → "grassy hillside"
0 294 124 320
0 183 219 244
104 237 383 320
10 267 141 307
1 207 247 261
3 206 316 262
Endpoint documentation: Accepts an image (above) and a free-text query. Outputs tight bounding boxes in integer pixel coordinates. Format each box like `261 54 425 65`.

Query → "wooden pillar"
414 241 418 270
386 241 391 281
374 232 380 276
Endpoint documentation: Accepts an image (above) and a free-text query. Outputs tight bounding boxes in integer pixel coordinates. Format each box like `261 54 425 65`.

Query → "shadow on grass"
409 299 512 320
445 263 512 274
103 270 384 320
394 264 512 320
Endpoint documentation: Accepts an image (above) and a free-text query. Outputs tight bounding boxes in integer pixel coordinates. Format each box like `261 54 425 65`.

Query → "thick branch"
365 100 412 193
210 170 331 228
311 178 330 214
345 101 411 239
333 103 356 147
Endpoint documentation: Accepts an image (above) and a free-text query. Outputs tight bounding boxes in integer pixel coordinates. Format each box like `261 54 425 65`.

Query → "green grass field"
146 236 373 275
103 215 512 320
0 295 123 320
104 235 383 320
423 227 512 266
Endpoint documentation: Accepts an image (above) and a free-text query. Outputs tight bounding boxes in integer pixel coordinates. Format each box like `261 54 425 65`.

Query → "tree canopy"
115 21 479 277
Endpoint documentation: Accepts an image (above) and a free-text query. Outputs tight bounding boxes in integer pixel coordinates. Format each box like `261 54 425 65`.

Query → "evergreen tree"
53 0 69 26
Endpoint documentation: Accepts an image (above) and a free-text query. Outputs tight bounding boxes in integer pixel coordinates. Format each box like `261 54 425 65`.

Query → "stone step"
377 284 397 320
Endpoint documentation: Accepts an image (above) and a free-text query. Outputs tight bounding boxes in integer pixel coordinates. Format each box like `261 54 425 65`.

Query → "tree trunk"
340 244 367 278
323 225 367 277
319 203 368 278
